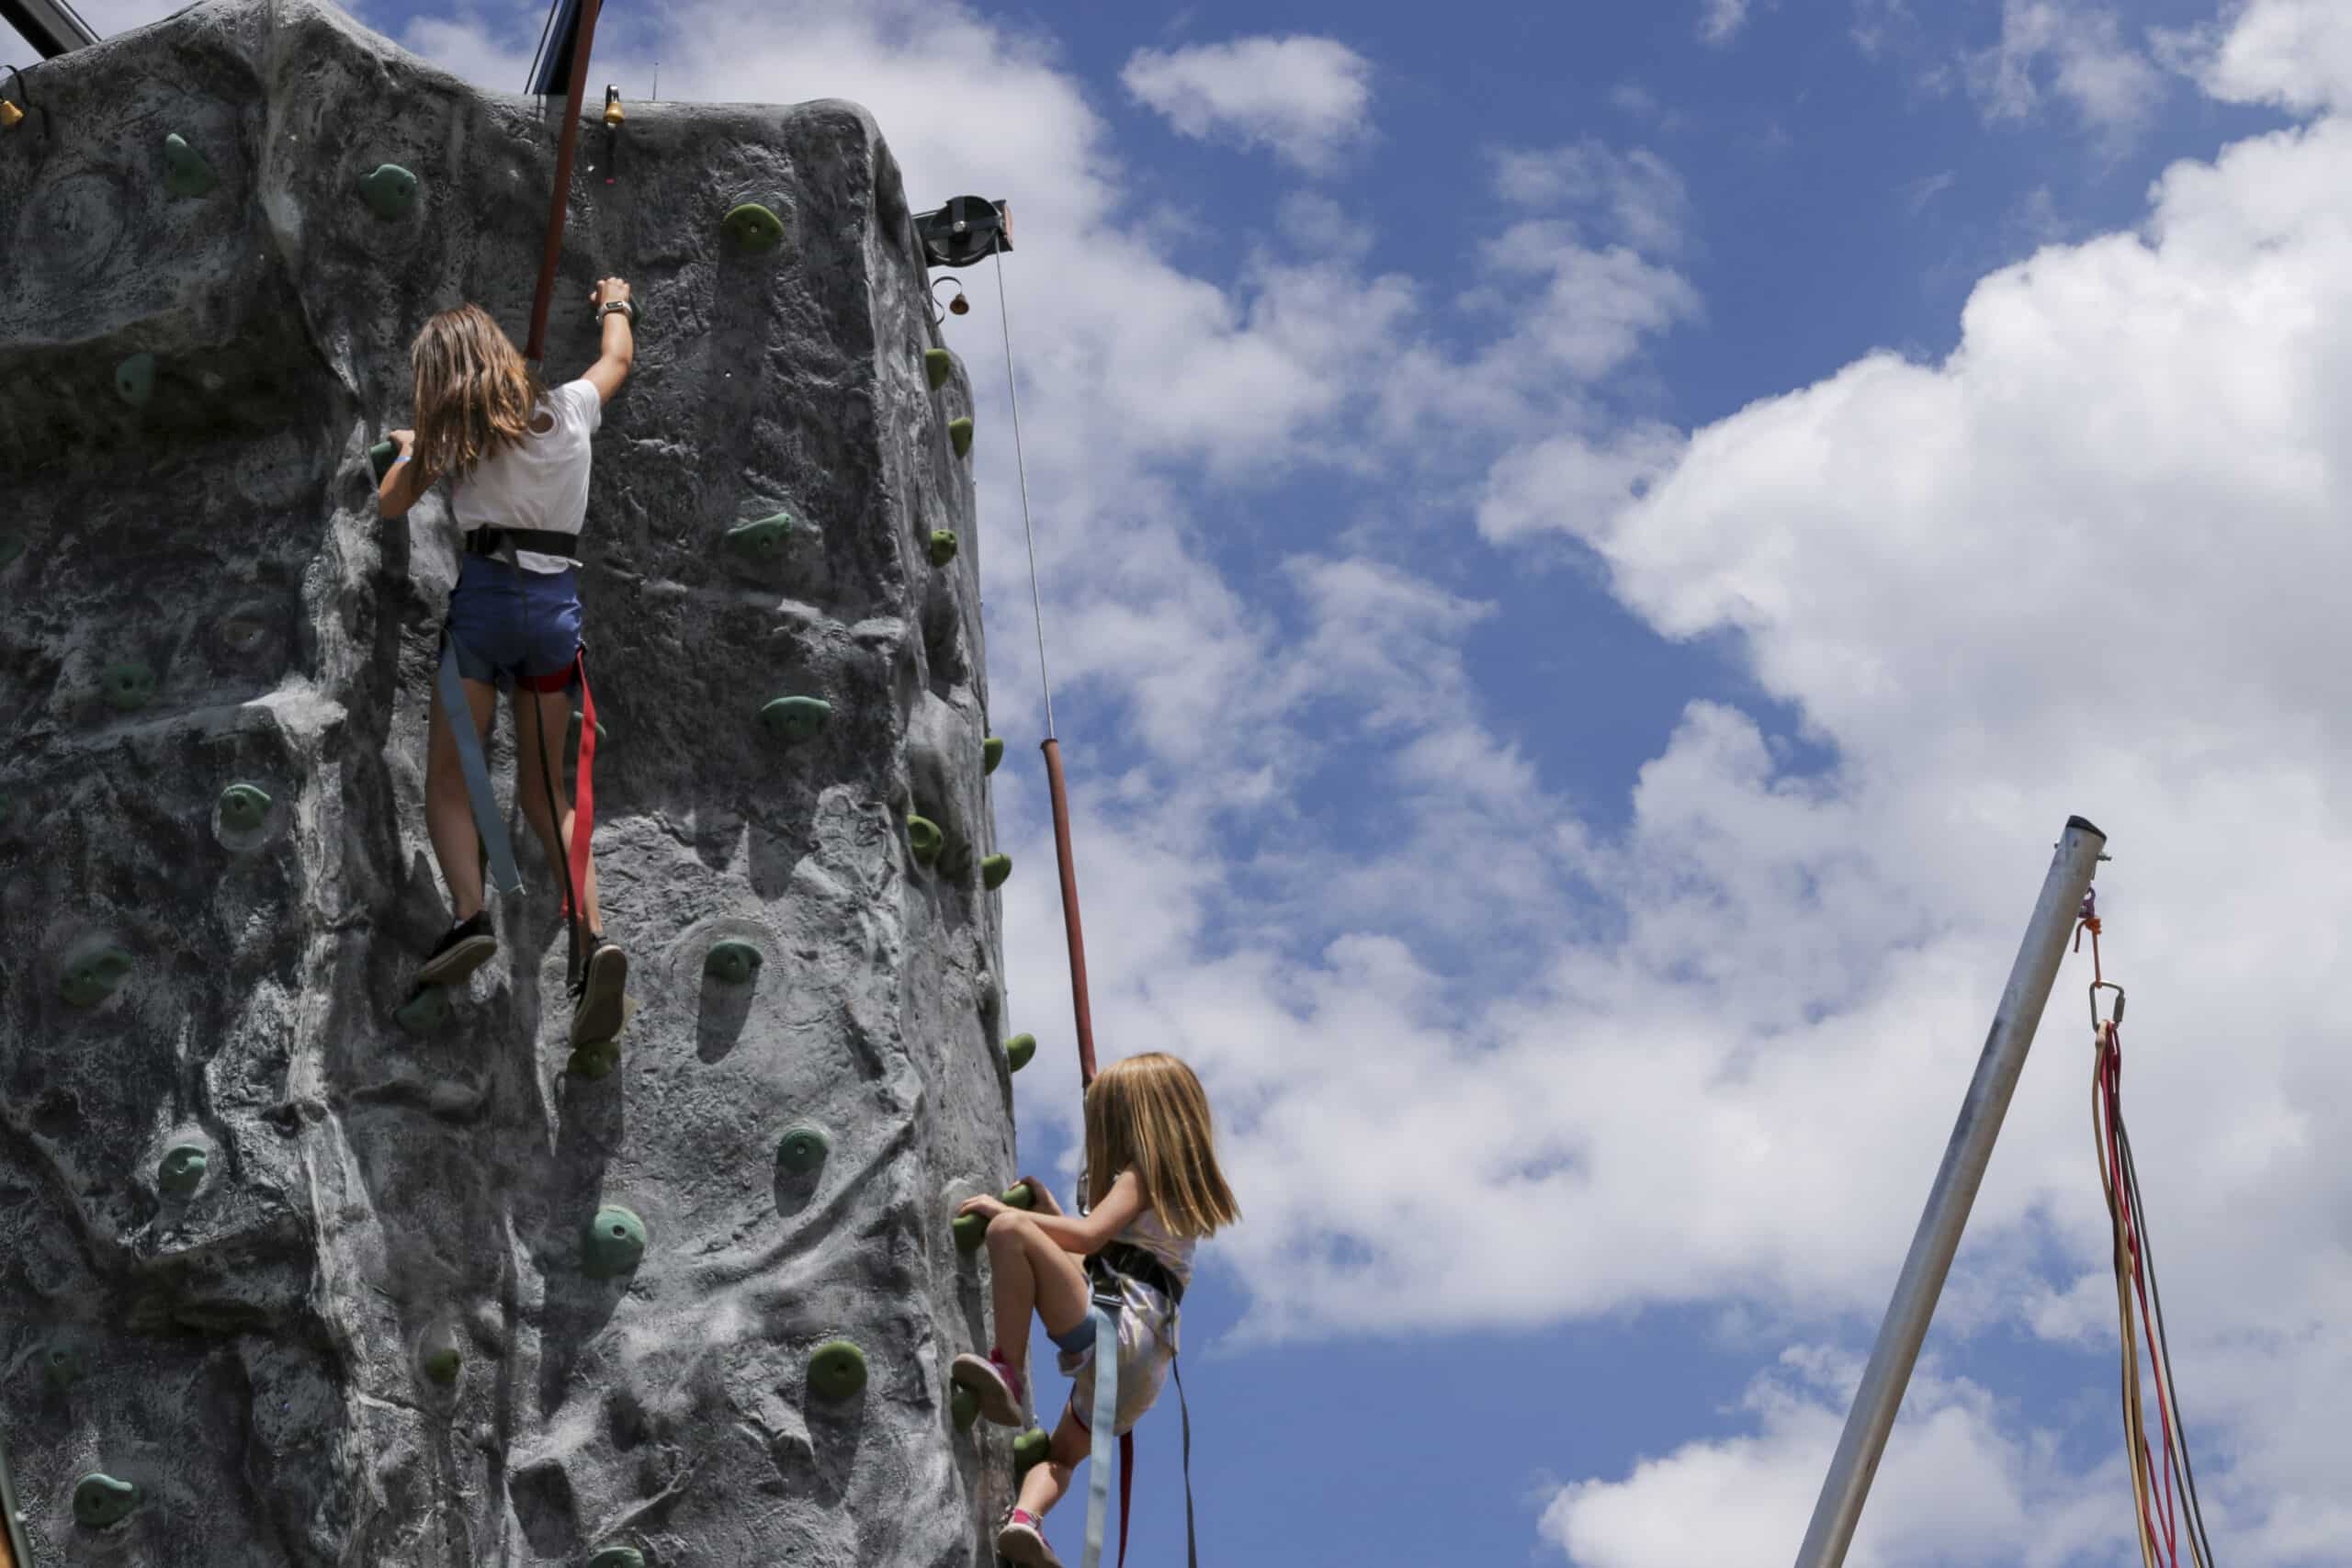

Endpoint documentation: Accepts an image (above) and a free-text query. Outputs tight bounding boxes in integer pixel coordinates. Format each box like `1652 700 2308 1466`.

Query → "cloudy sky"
15 0 2352 1562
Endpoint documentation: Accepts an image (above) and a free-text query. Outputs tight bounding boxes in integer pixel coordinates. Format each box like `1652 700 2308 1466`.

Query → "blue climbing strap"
437 634 523 896
1080 1279 1121 1568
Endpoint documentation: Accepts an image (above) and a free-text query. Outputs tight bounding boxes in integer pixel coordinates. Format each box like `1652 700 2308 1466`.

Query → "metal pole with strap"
1792 816 2108 1568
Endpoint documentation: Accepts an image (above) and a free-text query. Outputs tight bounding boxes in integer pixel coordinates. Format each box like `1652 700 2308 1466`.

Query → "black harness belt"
1090 1240 1184 1306
466 525 582 561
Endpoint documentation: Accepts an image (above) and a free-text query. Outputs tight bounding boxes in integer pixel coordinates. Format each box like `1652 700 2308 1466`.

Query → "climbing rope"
973 229 1100 1083
2076 893 2220 1568
989 241 1057 742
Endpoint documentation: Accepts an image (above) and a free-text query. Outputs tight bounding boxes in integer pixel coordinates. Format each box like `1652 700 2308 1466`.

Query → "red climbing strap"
1118 1429 1133 1568
516 647 595 921
567 649 597 919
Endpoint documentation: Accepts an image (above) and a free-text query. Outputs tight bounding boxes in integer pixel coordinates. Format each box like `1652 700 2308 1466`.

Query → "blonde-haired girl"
953 1051 1240 1568
377 282 634 1047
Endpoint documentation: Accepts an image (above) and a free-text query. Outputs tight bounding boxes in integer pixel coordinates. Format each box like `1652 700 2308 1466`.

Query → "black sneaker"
417 912 498 987
570 932 629 1047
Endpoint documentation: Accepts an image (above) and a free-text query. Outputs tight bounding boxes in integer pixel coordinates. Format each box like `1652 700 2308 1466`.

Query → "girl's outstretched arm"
378 428 425 519
960 1171 1144 1256
580 277 634 404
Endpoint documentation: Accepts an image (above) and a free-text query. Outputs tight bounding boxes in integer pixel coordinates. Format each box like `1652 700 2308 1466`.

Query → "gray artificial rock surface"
0 1 1027 1560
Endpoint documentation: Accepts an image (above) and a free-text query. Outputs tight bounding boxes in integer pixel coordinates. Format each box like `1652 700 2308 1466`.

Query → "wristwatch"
595 299 636 322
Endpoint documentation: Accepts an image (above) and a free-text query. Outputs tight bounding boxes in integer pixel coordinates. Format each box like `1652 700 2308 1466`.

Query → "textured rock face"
0 2 1020 1562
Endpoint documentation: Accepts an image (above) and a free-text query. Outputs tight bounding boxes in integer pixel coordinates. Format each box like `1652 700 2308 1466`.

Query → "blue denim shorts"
447 554 582 688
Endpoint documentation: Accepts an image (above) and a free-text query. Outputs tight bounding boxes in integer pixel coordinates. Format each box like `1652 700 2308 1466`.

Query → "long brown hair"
1083 1052 1239 1240
409 303 547 484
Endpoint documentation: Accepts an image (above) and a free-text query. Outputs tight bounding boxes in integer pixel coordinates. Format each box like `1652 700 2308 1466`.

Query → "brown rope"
524 0 605 363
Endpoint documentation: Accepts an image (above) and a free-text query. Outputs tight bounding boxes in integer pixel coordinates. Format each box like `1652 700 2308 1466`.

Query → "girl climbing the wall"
952 1051 1240 1568
375 280 635 1049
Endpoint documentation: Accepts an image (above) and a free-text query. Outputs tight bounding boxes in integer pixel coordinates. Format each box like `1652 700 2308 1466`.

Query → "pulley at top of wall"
914 196 1012 268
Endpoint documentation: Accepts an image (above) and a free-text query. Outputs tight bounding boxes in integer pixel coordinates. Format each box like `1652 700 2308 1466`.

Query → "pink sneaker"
950 1349 1026 1427
996 1508 1063 1567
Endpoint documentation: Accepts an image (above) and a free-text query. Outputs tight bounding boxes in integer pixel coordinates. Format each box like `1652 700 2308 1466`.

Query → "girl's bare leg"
425 676 501 919
514 684 603 935
1016 1404 1093 1517
983 1211 1091 1380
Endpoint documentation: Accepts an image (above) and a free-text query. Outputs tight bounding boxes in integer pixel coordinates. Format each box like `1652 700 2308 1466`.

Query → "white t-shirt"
448 378 602 573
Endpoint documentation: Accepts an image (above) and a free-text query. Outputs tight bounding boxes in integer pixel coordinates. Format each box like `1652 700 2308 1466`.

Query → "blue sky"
18 0 2352 1562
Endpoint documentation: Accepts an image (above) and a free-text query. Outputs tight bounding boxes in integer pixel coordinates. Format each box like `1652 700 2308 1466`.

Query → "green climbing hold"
981 853 1012 890
776 1124 829 1175
1012 1427 1051 1476
73 1473 139 1529
59 946 132 1009
41 1345 85 1391
760 694 831 744
705 940 763 986
114 352 155 408
1003 1034 1036 1073
983 736 1003 775
394 986 448 1036
368 439 399 484
587 1551 646 1568
948 416 974 457
358 163 418 220
217 783 271 832
722 200 785 251
952 1212 987 1253
569 1039 620 1079
928 529 959 568
421 1345 461 1384
584 1205 647 1278
951 1383 979 1431
925 347 952 389
726 511 796 559
907 814 943 865
807 1339 867 1402
158 1145 208 1197
101 659 156 712
162 132 217 197
1002 1181 1035 1210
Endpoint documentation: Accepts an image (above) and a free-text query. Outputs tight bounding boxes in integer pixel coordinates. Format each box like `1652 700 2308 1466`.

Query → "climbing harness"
1074 1241 1199 1568
2075 892 2220 1568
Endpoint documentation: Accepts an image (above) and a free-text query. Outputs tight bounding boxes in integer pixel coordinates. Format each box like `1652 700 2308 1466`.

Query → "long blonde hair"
1083 1052 1239 1240
409 303 547 484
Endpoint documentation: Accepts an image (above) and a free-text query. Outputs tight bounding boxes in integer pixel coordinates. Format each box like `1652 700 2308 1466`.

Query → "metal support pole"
1792 814 2108 1568
0 0 98 58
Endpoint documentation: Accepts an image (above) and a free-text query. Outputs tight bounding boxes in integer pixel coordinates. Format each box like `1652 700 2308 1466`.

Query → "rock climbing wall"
0 1 1027 1562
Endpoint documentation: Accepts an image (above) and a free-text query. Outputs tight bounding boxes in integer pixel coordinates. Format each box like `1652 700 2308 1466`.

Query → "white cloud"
1121 34 1373 174
2173 0 2352 118
1542 1351 2132 1568
1494 141 1694 255
1965 0 2167 140
1701 0 1751 46
1477 424 1687 544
